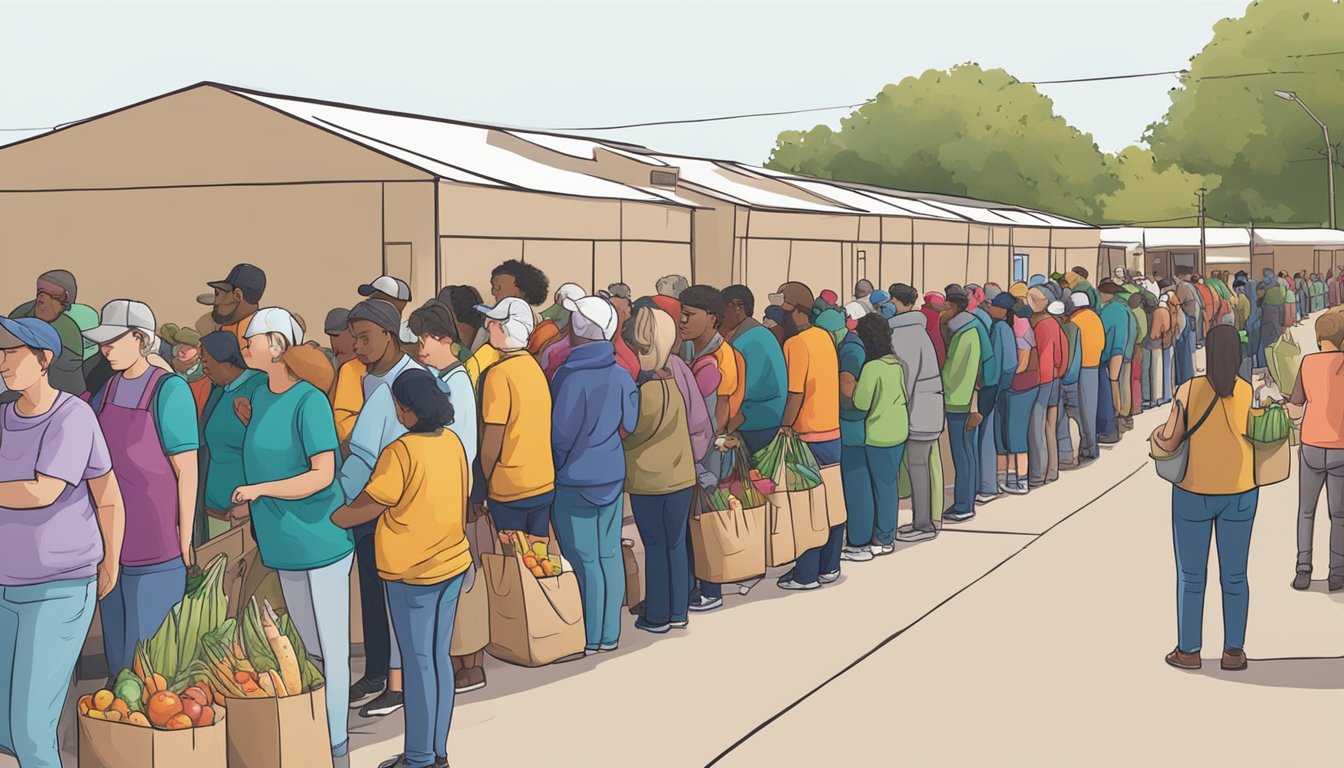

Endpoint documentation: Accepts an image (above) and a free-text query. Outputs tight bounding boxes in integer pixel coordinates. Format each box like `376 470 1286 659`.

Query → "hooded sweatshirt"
551 341 640 506
888 311 945 441
942 312 982 413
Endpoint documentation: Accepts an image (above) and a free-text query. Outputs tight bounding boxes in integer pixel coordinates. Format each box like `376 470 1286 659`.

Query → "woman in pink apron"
83 300 199 676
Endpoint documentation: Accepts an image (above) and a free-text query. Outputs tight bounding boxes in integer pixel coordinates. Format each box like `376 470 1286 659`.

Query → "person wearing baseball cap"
471 295 555 554
534 283 587 373
1096 280 1130 445
0 314 127 768
357 275 418 346
549 291 639 649
9 270 88 396
198 263 266 348
233 304 354 756
83 298 201 681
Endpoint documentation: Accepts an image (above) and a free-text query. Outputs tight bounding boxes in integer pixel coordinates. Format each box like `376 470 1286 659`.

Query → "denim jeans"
945 412 978 514
0 578 96 768
354 523 391 683
631 488 694 626
386 574 464 768
1174 318 1195 387
278 552 353 755
552 487 625 649
794 439 844 584
100 558 185 676
1171 486 1258 654
1140 348 1153 405
977 406 999 496
865 443 905 545
1161 346 1173 403
1096 365 1119 443
842 443 876 548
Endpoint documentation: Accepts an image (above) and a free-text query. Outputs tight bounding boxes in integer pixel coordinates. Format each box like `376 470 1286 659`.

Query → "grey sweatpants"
906 439 937 533
1297 445 1344 579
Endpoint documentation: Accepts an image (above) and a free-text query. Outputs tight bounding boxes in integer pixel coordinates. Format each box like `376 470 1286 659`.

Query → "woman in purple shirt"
1 316 124 768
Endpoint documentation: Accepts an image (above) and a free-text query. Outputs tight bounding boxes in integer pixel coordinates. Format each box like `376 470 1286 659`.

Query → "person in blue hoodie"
550 294 639 655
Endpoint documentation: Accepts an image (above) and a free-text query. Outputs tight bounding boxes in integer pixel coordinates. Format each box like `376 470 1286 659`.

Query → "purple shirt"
0 393 112 586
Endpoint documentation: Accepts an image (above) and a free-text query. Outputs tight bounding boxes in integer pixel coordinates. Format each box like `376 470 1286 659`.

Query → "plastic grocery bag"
1267 333 1302 395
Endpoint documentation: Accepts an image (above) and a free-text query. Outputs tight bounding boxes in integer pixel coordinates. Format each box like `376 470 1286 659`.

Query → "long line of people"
2 259 1341 768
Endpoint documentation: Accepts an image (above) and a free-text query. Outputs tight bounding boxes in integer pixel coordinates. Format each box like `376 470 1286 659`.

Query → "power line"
1027 70 1182 85
548 100 876 131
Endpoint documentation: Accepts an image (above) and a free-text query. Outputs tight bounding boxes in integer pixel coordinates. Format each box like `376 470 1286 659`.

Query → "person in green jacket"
850 314 909 549
941 288 983 523
9 269 87 395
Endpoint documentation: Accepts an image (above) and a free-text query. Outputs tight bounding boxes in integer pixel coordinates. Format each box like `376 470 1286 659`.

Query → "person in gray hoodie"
888 283 945 542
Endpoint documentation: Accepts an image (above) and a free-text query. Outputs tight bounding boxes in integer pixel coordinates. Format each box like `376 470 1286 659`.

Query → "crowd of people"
2 257 1343 768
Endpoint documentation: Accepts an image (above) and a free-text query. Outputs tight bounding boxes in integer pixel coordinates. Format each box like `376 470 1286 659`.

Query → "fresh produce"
136 554 230 691
751 433 824 492
513 532 562 578
1247 403 1291 443
193 597 325 698
80 673 219 730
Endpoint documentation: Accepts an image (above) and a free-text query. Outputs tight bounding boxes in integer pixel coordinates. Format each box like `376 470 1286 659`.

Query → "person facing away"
719 284 787 455
1153 324 1267 674
940 287 983 522
849 313 910 548
1285 311 1344 593
887 282 945 540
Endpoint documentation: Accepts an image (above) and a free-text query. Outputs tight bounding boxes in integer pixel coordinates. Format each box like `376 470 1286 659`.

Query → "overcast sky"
2 0 1253 163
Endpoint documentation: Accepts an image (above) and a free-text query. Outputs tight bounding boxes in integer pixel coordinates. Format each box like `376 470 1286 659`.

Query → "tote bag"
1149 394 1219 484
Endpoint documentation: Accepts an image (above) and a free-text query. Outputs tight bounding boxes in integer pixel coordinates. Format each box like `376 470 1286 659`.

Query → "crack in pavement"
705 461 1148 767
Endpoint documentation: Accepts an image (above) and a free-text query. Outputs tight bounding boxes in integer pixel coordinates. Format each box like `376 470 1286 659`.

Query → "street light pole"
1274 90 1337 229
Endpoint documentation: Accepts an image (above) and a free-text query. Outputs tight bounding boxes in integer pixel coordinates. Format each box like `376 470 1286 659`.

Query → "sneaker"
1016 480 1030 494
437 759 449 768
598 642 619 652
818 570 840 584
896 528 937 543
454 665 485 695
634 616 670 634
1165 647 1201 670
1003 481 1028 495
1292 571 1312 590
869 543 895 557
1221 649 1248 671
777 577 820 591
628 599 645 617
377 756 413 768
841 546 874 562
669 619 688 629
976 493 999 504
1331 577 1344 593
359 689 405 718
689 594 723 612
349 676 386 707
943 510 976 523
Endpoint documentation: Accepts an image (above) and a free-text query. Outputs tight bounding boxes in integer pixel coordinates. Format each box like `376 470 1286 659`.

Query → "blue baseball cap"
0 316 63 357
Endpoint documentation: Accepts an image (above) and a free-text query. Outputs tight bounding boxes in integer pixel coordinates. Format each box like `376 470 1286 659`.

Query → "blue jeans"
100 559 185 676
1096 365 1119 443
1171 486 1258 654
386 574 463 768
739 427 780 456
842 444 876 548
631 488 694 626
794 439 844 584
866 444 905 545
552 487 624 649
946 412 978 514
1174 317 1195 387
976 392 1000 496
0 578 96 768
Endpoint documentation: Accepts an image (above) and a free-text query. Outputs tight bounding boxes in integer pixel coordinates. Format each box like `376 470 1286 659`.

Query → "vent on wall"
650 170 678 187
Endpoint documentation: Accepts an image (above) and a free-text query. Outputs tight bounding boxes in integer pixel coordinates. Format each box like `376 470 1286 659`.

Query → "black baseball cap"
200 264 266 305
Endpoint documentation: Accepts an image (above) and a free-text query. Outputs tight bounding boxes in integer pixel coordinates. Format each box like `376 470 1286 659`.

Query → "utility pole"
1198 187 1207 276
1274 90 1337 229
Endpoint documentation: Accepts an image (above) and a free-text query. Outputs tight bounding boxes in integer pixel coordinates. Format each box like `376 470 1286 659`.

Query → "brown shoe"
1221 649 1248 671
454 664 486 694
1165 647 1201 670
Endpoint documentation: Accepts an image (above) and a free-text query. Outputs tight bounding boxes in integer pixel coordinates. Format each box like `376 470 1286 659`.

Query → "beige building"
1101 226 1344 280
2 83 1099 326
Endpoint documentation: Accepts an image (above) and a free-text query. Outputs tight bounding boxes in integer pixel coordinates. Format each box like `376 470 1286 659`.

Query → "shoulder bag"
1149 387 1220 484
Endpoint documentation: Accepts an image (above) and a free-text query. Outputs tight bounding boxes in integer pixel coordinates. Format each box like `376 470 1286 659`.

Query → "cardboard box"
78 710 227 768
225 688 332 768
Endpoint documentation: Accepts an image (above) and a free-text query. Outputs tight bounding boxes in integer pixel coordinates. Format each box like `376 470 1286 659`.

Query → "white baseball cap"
83 299 157 345
244 307 305 345
358 275 411 302
565 296 617 341
1070 291 1091 308
475 297 535 343
554 282 585 305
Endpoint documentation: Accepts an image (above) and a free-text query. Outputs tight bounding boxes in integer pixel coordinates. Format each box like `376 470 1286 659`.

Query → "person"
82 300 199 677
1053 293 1087 469
771 283 844 590
0 316 124 768
1130 291 1153 412
941 288 983 521
442 285 486 361
1116 287 1141 431
1149 286 1174 407
325 308 358 369
720 285 787 455
534 282 586 367
958 284 999 504
1026 286 1065 487
471 297 556 551
331 370 469 768
550 295 639 643
232 306 353 758
483 260 549 355
358 274 420 348
624 304 696 633
1285 312 1344 592
889 283 944 541
854 278 876 312
159 323 210 417
1256 269 1286 368
980 290 1019 499
838 303 880 561
198 331 267 540
1065 267 1101 312
1097 281 1130 445
340 299 426 719
1172 273 1200 381
334 277 416 442
601 284 641 380
920 292 948 366
9 269 87 395
846 313 909 553
196 263 265 348
1154 324 1266 673
656 274 690 299
1000 300 1038 494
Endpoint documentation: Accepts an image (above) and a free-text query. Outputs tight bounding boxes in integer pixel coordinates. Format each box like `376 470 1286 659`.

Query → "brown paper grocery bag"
225 688 332 768
621 539 642 608
787 485 830 555
79 710 227 768
818 464 847 528
690 503 767 583
483 550 585 667
450 516 494 656
765 500 798 567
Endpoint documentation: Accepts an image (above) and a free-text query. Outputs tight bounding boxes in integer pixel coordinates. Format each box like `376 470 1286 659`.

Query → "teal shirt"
202 369 267 511
851 356 909 448
838 335 867 447
243 380 353 570
1099 300 1131 362
729 323 787 433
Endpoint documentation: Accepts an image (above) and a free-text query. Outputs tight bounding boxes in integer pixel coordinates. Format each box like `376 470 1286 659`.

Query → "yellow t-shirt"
1179 377 1256 496
712 343 746 424
332 358 368 444
465 344 501 389
783 326 841 441
365 431 472 585
480 352 556 502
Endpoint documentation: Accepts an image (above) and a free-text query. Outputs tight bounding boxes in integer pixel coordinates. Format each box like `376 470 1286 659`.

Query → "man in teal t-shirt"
721 285 788 455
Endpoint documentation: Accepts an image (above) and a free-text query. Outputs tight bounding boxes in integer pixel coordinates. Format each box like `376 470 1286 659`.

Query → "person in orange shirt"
770 282 843 591
195 263 265 351
1287 312 1344 593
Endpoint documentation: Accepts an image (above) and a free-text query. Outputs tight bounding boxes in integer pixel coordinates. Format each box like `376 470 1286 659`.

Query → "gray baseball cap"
83 299 156 345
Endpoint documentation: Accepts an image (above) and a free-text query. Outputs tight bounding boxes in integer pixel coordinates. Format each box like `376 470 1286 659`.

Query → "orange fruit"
109 699 130 716
146 691 183 728
196 706 215 727
78 695 93 715
182 686 210 707
165 713 193 730
92 689 115 710
127 712 151 728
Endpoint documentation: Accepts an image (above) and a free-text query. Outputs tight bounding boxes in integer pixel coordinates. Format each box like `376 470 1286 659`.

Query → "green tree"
1146 0 1344 226
1099 146 1218 225
766 64 1120 222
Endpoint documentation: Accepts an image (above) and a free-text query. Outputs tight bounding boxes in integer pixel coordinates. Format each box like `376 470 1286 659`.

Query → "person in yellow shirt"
332 368 470 768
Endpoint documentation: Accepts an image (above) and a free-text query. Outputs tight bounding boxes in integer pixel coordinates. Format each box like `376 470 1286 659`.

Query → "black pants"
354 522 391 682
